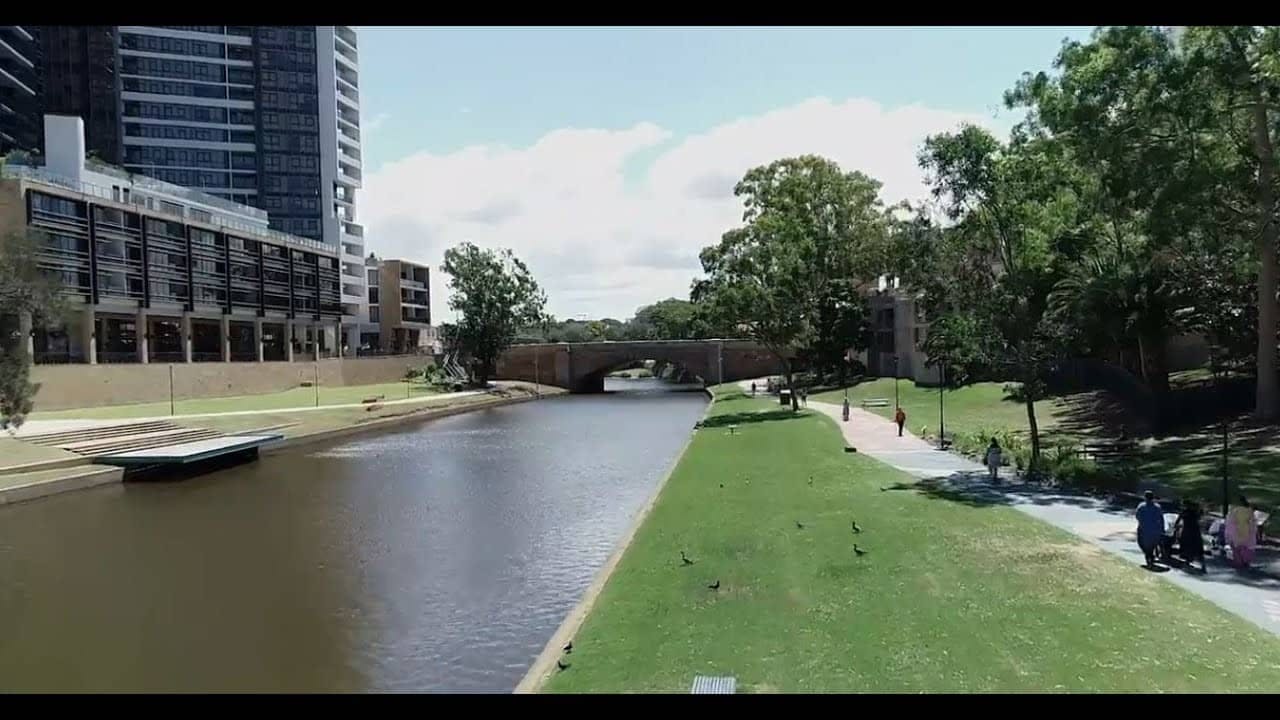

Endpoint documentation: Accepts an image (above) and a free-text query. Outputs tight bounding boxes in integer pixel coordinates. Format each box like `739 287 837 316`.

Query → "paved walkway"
809 400 1280 638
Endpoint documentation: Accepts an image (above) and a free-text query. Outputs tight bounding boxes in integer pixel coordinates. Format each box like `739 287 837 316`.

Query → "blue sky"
355 27 1093 320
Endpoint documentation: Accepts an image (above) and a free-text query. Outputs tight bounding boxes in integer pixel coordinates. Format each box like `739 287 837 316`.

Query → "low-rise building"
360 254 437 355
857 276 941 385
2 114 344 364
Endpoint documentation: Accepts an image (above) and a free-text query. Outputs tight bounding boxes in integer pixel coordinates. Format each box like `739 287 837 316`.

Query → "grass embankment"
810 378 1073 440
811 378 1280 508
0 438 82 471
541 387 1280 693
29 380 442 421
183 381 556 439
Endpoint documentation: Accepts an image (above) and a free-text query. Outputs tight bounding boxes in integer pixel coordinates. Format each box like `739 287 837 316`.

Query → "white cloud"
361 96 1002 322
365 112 391 133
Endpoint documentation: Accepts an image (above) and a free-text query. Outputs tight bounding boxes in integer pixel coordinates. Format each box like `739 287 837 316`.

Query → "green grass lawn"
29 380 442 420
810 378 1077 440
542 387 1280 693
0 438 82 472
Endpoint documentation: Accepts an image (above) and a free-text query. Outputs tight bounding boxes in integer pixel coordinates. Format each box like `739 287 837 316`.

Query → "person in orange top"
894 406 906 437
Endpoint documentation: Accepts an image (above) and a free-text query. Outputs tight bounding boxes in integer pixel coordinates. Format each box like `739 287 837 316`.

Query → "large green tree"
440 242 547 385
1 229 63 430
694 155 889 409
918 126 1082 468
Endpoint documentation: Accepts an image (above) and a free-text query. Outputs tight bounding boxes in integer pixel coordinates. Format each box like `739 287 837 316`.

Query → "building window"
369 307 380 323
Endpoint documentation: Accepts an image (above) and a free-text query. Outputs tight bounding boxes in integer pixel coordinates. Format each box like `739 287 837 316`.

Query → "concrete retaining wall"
30 355 433 411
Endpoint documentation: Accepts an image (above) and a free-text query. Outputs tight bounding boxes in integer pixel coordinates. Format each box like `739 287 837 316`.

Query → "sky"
355 27 1094 323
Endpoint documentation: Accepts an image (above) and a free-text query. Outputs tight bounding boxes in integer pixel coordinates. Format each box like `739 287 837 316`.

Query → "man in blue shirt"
1136 490 1165 569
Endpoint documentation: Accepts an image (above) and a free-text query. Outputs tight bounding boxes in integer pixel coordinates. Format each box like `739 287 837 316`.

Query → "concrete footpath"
810 399 1280 638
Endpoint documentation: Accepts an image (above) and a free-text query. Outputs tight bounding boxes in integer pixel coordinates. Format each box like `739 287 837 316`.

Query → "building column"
181 314 193 363
83 307 98 365
136 309 149 364
221 315 231 362
313 321 321 361
254 317 264 362
286 322 295 362
18 311 33 358
334 320 343 360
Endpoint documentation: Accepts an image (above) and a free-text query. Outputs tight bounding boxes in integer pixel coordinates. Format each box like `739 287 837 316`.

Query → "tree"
918 126 1081 469
694 155 888 409
1178 26 1280 420
440 242 547 385
1 229 64 430
632 298 698 340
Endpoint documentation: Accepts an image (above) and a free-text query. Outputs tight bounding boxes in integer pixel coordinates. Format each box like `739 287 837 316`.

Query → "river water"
0 378 706 692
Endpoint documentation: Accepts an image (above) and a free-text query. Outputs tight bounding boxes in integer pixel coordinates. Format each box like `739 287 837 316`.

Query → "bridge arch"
495 340 788 393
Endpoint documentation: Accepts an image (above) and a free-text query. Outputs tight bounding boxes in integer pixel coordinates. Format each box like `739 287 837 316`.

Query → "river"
0 378 707 692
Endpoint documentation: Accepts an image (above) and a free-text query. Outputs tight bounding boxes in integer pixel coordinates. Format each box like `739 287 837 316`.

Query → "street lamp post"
937 361 946 450
534 347 541 398
892 354 900 410
1212 350 1229 519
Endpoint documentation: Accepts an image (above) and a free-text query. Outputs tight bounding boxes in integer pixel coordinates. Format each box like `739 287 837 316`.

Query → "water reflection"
0 381 706 691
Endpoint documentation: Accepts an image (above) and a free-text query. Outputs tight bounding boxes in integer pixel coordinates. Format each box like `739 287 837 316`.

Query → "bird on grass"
808 476 814 486
795 520 805 530
851 520 862 534
557 659 571 671
853 544 868 557
707 580 720 590
680 551 695 566
563 641 573 654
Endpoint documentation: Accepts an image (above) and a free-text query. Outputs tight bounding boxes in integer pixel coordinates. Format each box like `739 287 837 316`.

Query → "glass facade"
26 188 341 322
1 26 42 154
254 27 323 241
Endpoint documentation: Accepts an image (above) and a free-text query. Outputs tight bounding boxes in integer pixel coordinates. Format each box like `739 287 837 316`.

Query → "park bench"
861 398 890 408
1080 439 1138 465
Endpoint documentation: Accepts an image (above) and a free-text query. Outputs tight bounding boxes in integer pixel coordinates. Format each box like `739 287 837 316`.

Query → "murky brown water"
0 379 706 692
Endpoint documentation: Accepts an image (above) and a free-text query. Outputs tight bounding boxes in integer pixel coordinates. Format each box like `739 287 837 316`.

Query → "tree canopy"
440 242 547 385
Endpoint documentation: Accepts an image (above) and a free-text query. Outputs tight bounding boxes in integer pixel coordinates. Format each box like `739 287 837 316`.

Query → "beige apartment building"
360 255 436 355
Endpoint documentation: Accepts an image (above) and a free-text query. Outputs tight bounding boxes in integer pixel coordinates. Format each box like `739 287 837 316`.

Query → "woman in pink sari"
1224 495 1257 569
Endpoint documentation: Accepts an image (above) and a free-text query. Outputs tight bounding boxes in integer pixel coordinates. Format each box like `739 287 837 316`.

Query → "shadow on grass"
898 469 1280 588
699 409 804 429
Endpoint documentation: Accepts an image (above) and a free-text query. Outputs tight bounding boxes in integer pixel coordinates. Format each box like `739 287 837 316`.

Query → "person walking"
984 438 1003 483
1135 490 1165 569
799 387 808 408
842 396 850 422
750 381 757 397
894 406 906 437
1225 494 1258 569
1173 500 1206 573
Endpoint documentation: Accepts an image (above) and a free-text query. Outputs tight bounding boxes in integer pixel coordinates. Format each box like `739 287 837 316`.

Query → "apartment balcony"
336 69 359 93
0 36 34 68
341 222 364 238
399 277 426 290
337 123 360 148
338 144 362 164
400 308 430 325
336 82 359 108
335 25 358 50
0 64 35 96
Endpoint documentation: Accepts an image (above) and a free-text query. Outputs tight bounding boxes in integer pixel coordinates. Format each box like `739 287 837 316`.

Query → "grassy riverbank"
29 380 443 420
540 386 1280 693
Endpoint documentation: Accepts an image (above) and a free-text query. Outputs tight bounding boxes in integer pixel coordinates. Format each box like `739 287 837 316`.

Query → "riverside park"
5 25 1280 694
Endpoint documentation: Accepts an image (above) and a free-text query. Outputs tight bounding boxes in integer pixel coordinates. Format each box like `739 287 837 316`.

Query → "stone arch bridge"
495 339 789 393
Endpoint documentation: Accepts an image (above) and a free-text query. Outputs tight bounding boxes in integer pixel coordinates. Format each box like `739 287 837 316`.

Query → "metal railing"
149 351 186 364
98 351 139 364
33 351 85 365
3 164 336 257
